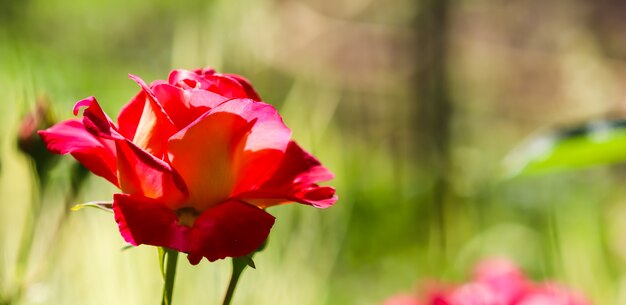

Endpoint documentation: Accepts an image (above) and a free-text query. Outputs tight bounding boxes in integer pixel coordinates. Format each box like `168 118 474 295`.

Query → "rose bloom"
39 68 337 264
382 259 591 305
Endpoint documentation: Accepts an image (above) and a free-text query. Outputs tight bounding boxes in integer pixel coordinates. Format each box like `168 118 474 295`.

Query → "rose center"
177 207 200 227
180 79 200 89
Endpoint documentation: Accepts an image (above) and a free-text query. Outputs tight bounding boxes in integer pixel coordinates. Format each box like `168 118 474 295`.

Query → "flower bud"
18 96 57 183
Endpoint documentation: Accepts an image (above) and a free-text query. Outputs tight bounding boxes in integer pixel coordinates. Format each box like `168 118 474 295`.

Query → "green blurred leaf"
503 119 626 177
70 201 113 213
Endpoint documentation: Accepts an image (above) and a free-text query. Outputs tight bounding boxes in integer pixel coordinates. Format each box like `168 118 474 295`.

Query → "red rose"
39 68 337 264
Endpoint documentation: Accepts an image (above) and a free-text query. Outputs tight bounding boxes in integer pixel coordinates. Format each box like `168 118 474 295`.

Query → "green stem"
161 249 179 305
222 257 249 305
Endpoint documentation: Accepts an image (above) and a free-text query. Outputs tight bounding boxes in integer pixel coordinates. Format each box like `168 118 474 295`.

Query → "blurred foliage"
504 119 626 177
2 0 626 304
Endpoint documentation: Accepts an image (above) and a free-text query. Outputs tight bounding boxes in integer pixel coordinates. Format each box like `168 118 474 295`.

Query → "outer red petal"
125 75 178 158
117 91 145 140
187 200 275 264
72 94 187 204
74 96 124 140
113 194 274 265
38 119 118 186
113 194 189 252
214 99 291 153
264 141 335 186
236 141 337 208
116 139 187 209
221 99 292 194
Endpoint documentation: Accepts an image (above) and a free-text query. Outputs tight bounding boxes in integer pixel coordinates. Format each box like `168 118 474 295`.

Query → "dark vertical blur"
414 0 453 256
590 0 626 61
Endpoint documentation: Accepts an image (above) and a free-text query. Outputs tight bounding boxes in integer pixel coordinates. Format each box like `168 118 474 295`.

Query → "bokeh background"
2 0 626 304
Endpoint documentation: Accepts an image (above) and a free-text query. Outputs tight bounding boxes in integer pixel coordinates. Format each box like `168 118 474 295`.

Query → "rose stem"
222 257 249 305
161 248 179 305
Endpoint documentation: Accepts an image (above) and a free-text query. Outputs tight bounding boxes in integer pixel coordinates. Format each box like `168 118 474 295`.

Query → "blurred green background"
3 0 626 304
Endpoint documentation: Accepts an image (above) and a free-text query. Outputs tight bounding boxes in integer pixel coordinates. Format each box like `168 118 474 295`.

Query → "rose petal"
117 91 145 140
202 74 249 99
236 141 337 208
38 119 118 186
222 73 262 101
237 186 337 209
214 99 291 153
116 139 187 209
167 99 292 210
113 193 189 252
187 200 275 264
193 67 216 78
293 185 337 208
151 84 227 128
266 141 335 185
168 69 207 89
168 69 252 100
167 111 248 210
73 96 123 140
186 89 230 109
220 99 292 194
126 75 178 158
113 195 274 265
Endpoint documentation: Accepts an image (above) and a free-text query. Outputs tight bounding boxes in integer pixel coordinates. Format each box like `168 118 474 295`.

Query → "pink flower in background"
468 258 531 304
39 68 337 264
381 294 421 305
517 284 590 305
381 258 591 305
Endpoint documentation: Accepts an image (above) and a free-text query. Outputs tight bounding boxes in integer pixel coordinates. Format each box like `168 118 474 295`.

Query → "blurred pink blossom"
381 258 591 305
381 294 421 305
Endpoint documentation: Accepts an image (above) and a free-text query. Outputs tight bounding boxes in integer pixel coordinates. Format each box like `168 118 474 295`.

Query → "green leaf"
240 255 256 269
120 245 134 251
503 119 626 177
70 201 113 213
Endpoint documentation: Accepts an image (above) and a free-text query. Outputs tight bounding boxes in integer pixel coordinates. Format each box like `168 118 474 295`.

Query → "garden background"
2 0 626 304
